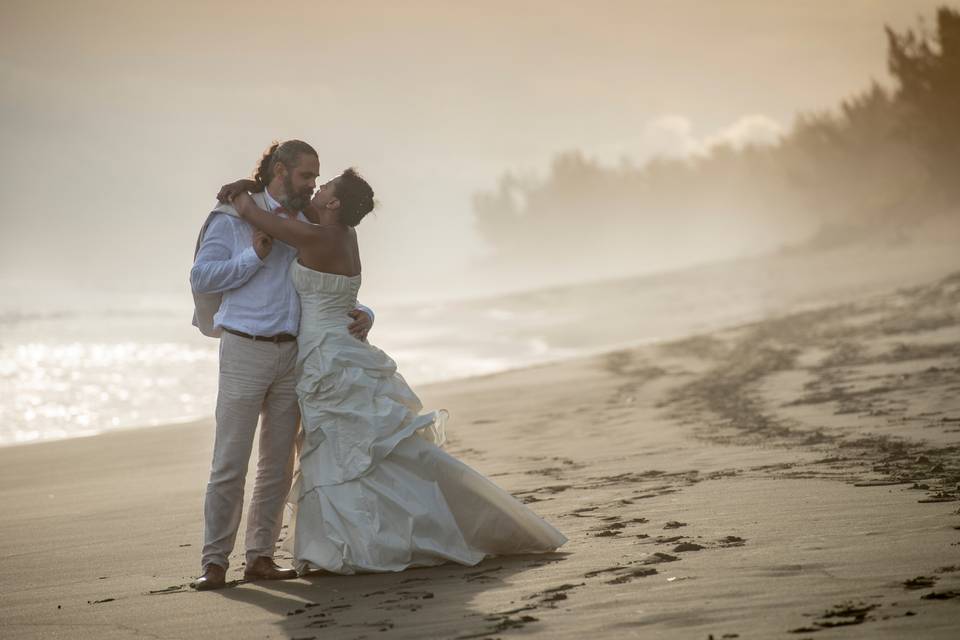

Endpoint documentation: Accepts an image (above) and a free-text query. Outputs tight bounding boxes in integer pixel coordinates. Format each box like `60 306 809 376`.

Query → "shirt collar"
263 187 282 212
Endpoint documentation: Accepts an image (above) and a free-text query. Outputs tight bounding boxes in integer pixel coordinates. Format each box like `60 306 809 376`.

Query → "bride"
222 169 566 574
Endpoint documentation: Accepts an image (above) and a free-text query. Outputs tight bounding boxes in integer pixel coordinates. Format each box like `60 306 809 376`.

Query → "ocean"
2 242 957 447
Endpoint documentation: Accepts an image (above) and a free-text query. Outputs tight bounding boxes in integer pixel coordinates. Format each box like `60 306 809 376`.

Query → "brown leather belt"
223 327 297 343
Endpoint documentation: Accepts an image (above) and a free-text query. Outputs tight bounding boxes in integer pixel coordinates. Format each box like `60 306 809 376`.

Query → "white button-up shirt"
190 188 371 337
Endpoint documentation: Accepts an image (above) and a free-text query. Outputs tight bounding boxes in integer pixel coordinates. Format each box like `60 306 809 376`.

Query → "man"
189 140 374 590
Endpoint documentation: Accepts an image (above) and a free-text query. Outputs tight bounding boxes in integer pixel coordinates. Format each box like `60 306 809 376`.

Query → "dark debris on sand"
789 600 880 633
903 575 938 589
605 567 658 584
454 614 540 639
921 589 960 600
661 271 960 503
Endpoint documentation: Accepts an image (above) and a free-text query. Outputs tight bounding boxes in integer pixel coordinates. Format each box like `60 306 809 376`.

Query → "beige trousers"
201 331 300 570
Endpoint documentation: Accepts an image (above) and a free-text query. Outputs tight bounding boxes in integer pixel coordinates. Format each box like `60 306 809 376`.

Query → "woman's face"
311 177 340 209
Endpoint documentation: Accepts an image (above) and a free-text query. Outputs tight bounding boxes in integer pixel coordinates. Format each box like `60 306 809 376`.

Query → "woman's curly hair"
333 168 376 227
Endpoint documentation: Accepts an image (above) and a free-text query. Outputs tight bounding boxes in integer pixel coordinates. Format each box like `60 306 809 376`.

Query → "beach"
2 269 959 639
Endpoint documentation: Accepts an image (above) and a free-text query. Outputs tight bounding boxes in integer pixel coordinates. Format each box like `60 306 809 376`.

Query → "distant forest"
473 7 959 268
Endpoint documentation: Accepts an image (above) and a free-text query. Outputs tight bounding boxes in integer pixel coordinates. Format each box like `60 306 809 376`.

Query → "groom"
189 140 374 590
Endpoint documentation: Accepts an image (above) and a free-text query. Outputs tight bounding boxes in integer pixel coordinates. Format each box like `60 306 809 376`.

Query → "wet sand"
2 271 960 639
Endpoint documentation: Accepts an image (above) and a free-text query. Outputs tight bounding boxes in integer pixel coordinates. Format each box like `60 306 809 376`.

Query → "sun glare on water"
0 342 218 445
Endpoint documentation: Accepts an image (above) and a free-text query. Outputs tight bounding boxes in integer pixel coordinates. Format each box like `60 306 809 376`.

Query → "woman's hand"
231 191 255 217
347 309 373 341
217 178 258 203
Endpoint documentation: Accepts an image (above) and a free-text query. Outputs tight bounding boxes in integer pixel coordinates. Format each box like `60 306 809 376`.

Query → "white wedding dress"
283 261 567 574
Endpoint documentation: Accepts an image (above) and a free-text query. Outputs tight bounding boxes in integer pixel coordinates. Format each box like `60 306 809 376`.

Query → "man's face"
278 153 320 211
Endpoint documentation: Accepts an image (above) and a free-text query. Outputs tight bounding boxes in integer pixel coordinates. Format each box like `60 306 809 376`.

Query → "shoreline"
2 270 959 638
6 238 960 449
1 274 945 452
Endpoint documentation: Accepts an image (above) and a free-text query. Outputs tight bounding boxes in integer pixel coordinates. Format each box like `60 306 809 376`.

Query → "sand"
2 271 960 639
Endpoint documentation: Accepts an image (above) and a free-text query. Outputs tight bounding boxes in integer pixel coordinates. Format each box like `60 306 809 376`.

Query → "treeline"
473 7 960 268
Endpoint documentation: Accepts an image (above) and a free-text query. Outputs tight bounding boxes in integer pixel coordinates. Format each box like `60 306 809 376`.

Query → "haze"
0 0 944 305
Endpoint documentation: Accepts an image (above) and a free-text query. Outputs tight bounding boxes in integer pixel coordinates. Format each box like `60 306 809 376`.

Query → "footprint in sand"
903 575 938 589
376 590 435 610
584 566 625 578
304 616 332 628
512 484 571 504
517 582 586 607
641 533 743 551
651 535 685 544
606 568 659 584
789 601 880 633
463 565 503 583
455 614 541 639
591 516 651 537
717 535 747 547
643 552 679 565
592 522 627 538
584 560 666 584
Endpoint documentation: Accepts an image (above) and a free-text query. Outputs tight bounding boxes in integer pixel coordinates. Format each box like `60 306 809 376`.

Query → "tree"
886 7 960 203
471 6 960 274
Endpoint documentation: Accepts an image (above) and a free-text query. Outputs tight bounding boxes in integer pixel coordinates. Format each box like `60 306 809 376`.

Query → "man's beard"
282 174 312 211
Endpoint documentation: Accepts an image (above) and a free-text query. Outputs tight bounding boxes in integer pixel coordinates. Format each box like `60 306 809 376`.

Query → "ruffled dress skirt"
285 266 566 574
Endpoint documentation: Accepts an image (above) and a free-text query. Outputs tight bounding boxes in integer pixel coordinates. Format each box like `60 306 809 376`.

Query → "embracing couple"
189 140 565 590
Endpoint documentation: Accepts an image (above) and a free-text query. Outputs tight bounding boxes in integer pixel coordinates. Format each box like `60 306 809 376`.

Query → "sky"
0 0 947 305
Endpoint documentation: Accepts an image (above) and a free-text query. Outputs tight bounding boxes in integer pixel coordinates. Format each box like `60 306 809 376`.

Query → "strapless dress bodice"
291 260 361 332
290 260 361 296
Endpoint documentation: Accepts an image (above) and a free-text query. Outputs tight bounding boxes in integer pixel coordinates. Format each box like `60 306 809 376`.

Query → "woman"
221 168 566 574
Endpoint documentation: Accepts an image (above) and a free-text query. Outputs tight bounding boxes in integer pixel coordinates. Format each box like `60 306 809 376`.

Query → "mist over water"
3 239 957 447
